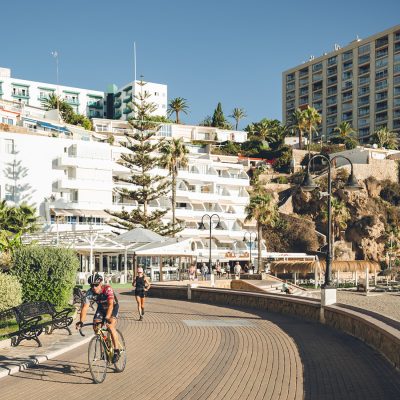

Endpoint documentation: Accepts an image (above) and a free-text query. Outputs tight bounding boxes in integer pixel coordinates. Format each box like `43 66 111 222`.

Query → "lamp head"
215 221 223 230
198 222 206 230
300 173 318 192
344 173 362 191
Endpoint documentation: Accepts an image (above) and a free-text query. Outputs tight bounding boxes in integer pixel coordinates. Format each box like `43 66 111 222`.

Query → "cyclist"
76 273 121 363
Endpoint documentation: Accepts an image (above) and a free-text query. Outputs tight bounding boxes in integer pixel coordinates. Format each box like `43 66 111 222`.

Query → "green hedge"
12 246 79 306
0 272 22 311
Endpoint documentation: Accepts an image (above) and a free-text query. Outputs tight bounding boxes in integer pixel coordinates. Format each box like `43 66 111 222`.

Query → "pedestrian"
132 267 151 321
244 263 249 273
201 263 208 280
234 262 241 278
216 261 222 278
189 264 196 281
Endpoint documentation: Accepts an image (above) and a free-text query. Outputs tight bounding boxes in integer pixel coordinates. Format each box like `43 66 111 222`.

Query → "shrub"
12 246 79 306
273 176 289 184
0 272 22 311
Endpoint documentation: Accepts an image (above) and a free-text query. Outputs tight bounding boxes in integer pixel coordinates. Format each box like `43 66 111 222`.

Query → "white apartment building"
0 67 105 118
282 25 400 142
91 118 248 143
0 67 168 121
0 114 262 269
109 81 167 121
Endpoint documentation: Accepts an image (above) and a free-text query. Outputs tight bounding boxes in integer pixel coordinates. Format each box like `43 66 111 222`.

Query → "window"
342 111 352 121
358 43 370 55
394 86 400 97
312 63 323 72
286 82 295 91
375 79 388 91
375 91 387 101
327 106 337 115
375 101 387 112
359 127 370 137
327 56 337 65
327 66 337 76
376 36 388 48
376 112 387 123
342 71 353 80
326 96 337 106
326 115 337 125
327 76 337 86
358 54 370 64
312 73 323 82
358 95 369 106
342 92 352 102
343 60 353 70
358 65 370 75
342 51 353 61
5 139 15 154
376 47 388 58
327 86 337 96
313 101 322 109
375 57 388 69
313 81 323 91
342 102 352 111
394 98 400 107
395 42 400 54
1 117 13 125
299 77 308 86
394 64 400 75
342 81 353 91
299 87 308 96
286 73 295 82
358 106 369 116
375 69 388 80
358 118 369 127
299 96 308 105
299 67 308 77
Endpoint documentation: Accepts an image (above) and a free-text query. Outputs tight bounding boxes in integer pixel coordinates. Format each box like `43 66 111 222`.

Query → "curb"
0 334 92 380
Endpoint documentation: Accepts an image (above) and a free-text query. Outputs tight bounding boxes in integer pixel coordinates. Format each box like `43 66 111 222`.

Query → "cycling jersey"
84 285 118 310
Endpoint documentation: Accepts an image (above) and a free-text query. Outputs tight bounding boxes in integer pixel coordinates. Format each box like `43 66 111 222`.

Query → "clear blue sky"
2 0 399 128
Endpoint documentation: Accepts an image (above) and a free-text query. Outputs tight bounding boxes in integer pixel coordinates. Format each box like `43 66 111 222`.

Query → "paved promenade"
0 290 400 399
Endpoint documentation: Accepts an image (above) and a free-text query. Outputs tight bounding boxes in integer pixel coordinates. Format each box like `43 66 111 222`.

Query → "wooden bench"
11 301 74 347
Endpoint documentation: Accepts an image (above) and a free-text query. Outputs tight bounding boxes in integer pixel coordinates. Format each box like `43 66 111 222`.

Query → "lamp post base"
210 272 215 287
321 287 337 306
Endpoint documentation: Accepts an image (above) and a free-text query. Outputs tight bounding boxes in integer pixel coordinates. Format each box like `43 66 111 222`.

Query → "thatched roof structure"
271 260 380 274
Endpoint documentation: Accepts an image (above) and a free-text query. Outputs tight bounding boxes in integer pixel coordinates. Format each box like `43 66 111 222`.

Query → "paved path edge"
0 335 92 380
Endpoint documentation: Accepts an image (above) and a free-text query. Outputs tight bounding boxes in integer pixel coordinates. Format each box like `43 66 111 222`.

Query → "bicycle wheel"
88 335 108 384
114 329 127 372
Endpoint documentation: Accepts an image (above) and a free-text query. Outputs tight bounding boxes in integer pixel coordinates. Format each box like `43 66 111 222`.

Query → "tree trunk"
298 130 303 150
257 222 263 272
176 111 180 124
172 167 176 232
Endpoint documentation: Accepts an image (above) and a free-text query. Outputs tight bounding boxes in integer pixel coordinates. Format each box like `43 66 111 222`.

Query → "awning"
215 236 236 244
51 209 74 217
38 121 70 133
50 209 110 218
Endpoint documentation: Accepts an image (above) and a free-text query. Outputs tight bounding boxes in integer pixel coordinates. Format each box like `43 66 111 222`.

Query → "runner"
132 267 151 321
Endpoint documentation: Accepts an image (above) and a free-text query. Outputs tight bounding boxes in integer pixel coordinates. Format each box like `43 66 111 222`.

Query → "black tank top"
135 276 145 289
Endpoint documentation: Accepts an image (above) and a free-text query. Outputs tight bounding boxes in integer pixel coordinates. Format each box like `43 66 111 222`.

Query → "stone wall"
342 159 398 182
324 305 400 369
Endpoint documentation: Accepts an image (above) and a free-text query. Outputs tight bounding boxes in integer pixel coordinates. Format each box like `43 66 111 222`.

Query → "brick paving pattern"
0 291 399 399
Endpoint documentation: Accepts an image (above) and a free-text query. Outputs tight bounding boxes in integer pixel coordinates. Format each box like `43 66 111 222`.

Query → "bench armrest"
20 316 42 329
53 307 74 319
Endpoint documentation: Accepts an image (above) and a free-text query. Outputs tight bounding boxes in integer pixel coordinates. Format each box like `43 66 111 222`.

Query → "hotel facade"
282 25 400 143
0 99 263 275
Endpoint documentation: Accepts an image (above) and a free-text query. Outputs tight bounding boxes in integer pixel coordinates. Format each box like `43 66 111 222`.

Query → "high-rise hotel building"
282 25 400 142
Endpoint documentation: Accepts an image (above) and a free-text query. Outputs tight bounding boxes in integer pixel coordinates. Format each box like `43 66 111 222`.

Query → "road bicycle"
79 323 126 383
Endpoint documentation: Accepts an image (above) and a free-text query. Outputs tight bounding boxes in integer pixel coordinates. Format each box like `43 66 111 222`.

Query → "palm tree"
373 127 398 149
160 138 189 233
302 106 322 156
334 122 358 149
167 98 189 124
322 197 351 256
289 109 306 150
229 108 247 130
245 188 278 271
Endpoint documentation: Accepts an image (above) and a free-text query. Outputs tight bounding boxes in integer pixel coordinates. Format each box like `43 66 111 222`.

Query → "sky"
1 0 399 128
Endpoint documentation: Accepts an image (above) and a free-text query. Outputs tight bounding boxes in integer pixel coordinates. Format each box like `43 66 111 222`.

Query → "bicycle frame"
79 323 115 363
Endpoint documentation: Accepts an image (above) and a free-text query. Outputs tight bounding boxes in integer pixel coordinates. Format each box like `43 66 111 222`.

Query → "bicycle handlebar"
77 322 110 337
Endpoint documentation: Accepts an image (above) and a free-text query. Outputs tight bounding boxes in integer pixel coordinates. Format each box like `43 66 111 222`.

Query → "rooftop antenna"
51 51 60 121
134 42 137 83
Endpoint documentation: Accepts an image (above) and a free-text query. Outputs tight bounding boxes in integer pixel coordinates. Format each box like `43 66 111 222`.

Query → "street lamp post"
199 213 222 285
301 154 361 305
243 231 257 270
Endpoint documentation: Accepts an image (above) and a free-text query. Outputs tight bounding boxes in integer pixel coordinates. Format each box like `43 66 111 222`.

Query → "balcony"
114 100 122 108
123 96 132 103
53 178 111 192
88 101 103 109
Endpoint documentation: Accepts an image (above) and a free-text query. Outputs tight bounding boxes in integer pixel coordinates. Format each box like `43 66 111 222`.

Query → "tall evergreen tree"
106 81 176 235
212 102 228 128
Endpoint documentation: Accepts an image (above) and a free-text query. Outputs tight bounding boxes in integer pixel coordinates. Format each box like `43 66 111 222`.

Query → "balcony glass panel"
358 65 370 75
394 86 400 97
358 54 370 65
327 86 337 96
342 102 352 111
326 96 337 106
342 81 353 91
359 75 370 86
299 96 308 105
342 111 352 121
375 112 387 123
394 64 400 74
343 60 353 70
312 73 323 82
394 98 400 107
358 106 369 116
375 91 388 101
395 42 400 54
358 95 369 106
342 71 353 80
299 87 308 95
299 77 308 86
376 57 388 69
327 66 337 76
376 47 388 58
299 68 309 77
327 106 337 115
358 44 370 55
375 69 388 80
286 73 295 82
359 128 370 137
376 79 388 90
312 63 323 72
358 118 369 127
313 91 322 100
375 101 387 112
326 116 337 125
376 36 388 48
327 56 337 65
286 82 295 91
342 92 352 102
327 76 337 86
342 51 353 61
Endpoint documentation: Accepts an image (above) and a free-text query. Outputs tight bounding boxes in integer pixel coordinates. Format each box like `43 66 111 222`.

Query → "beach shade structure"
116 227 166 244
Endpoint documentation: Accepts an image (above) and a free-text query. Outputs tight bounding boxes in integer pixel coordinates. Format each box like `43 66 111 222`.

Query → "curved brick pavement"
0 292 400 399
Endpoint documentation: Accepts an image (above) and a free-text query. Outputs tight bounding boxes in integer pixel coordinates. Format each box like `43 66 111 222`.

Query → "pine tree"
106 80 178 235
212 102 227 128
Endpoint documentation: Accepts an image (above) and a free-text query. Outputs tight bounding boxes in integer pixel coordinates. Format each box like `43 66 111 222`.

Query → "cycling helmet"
88 273 103 285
